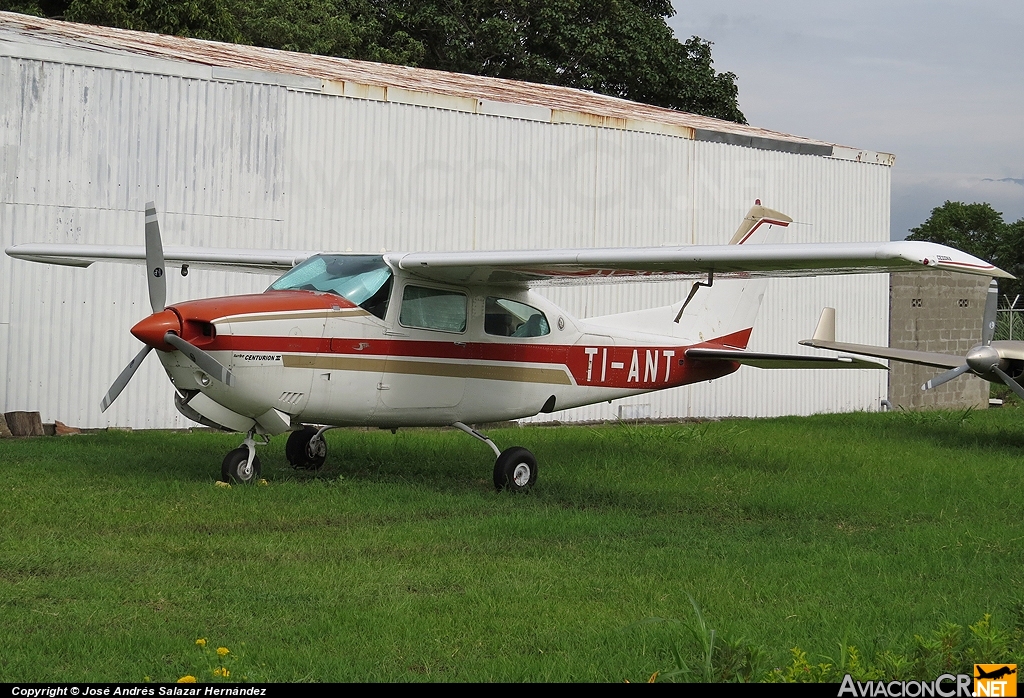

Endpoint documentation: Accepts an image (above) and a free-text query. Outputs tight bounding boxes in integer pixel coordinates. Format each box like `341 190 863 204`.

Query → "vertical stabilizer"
728 204 793 245
812 308 837 342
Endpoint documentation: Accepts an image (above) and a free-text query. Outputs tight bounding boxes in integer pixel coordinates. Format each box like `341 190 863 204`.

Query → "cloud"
891 173 1024 239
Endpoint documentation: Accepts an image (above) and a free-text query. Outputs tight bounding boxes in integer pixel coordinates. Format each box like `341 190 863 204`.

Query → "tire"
221 447 261 484
493 446 538 492
286 426 326 470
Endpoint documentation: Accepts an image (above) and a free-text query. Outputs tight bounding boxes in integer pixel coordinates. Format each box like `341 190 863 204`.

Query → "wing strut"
674 271 714 323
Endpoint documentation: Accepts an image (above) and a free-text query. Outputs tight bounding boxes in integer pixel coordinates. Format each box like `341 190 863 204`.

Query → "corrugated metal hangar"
0 12 896 429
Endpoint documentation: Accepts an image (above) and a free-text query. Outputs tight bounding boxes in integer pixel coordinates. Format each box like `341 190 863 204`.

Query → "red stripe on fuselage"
210 334 747 390
168 289 746 389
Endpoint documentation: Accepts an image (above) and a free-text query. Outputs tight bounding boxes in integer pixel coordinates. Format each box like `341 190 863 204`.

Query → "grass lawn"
0 408 1022 682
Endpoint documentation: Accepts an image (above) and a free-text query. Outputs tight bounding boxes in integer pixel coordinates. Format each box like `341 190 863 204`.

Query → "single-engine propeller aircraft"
802 281 1024 400
6 202 1011 490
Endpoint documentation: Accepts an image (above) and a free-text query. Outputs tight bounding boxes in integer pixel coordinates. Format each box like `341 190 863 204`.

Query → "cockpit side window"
269 254 393 320
399 285 467 333
484 297 550 337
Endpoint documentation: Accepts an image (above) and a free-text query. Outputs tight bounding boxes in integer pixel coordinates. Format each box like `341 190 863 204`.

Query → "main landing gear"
285 425 328 470
452 422 537 492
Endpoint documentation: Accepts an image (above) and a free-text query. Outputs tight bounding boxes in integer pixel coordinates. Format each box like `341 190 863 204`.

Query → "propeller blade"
163 332 235 386
145 201 166 313
983 279 999 345
992 365 1024 402
100 344 153 412
921 363 970 391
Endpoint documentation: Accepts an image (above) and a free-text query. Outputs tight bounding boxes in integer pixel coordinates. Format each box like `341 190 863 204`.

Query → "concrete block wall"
888 271 990 410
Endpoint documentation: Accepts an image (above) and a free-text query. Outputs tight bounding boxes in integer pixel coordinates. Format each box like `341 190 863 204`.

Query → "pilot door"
379 283 469 412
300 305 386 424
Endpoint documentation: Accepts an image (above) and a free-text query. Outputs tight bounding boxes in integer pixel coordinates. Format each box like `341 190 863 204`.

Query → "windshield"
269 254 393 319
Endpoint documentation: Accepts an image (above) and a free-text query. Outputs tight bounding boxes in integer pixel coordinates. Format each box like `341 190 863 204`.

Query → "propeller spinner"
100 202 235 412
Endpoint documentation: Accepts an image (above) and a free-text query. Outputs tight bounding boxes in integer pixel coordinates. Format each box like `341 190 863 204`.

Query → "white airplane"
802 283 1024 400
6 202 1011 490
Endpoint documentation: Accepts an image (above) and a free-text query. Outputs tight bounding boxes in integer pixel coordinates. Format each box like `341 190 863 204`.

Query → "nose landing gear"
221 429 265 484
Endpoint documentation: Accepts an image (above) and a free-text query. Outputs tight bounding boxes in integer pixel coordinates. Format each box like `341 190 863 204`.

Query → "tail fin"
585 204 792 346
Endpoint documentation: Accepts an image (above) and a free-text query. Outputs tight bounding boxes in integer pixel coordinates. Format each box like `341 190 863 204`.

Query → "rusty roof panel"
0 12 893 163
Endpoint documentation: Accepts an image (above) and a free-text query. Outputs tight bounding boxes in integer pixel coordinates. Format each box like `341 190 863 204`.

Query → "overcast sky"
668 0 1024 239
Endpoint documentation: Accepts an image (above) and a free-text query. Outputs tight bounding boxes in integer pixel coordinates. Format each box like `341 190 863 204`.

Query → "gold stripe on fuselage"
282 354 573 385
217 308 370 324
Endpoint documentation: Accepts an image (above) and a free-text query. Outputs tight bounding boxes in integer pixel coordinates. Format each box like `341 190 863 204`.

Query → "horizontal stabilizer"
685 347 886 370
798 338 965 370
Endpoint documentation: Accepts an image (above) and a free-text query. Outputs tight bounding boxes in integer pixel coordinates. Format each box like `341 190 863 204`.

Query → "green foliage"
172 638 254 683
59 0 244 42
0 1 44 16
764 614 1023 683
644 597 767 682
230 0 425 65
650 603 1023 682
369 0 745 121
907 201 1024 299
0 0 744 121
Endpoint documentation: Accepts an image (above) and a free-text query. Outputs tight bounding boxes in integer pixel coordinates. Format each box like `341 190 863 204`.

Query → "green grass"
1 408 1023 682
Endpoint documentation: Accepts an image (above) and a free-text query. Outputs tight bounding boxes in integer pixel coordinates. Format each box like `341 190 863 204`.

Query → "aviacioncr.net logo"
839 674 973 697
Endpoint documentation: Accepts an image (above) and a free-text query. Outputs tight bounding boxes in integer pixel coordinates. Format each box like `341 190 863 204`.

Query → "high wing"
685 348 887 370
4 244 315 274
389 240 1010 286
6 241 1011 283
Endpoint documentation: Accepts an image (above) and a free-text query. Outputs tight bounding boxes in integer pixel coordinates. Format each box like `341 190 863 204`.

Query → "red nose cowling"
131 309 181 352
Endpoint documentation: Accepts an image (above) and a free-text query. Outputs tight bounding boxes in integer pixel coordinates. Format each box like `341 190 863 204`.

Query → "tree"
367 0 744 121
1 0 744 122
907 201 1024 301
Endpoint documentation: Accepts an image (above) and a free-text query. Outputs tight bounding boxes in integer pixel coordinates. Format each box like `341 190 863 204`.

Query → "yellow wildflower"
195 638 207 647
177 676 197 683
215 481 231 488
213 667 231 678
217 647 230 657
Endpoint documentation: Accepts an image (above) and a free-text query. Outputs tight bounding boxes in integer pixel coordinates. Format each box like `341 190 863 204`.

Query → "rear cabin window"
399 286 467 333
484 297 550 337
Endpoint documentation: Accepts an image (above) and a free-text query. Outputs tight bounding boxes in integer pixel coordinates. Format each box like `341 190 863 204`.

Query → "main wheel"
286 426 326 470
493 446 538 492
221 447 261 484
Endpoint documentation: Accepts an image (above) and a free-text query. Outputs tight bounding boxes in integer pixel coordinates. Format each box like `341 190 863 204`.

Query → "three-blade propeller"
100 202 235 412
919 279 1024 401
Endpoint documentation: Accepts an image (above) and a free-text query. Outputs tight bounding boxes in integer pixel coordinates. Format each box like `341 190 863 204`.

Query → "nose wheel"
220 430 267 484
222 447 262 484
286 425 327 470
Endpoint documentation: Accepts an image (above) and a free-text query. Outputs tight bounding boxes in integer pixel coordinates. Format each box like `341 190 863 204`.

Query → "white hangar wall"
0 22 891 429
